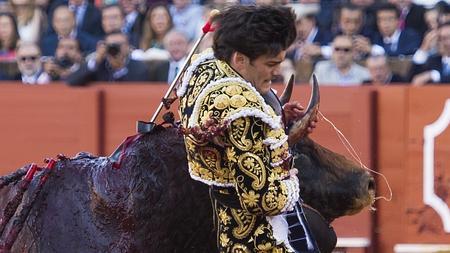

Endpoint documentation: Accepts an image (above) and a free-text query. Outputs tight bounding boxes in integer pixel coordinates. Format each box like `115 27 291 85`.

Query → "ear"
230 51 248 71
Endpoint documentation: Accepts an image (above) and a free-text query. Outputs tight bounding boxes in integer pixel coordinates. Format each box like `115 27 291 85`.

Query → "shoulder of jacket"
188 77 282 130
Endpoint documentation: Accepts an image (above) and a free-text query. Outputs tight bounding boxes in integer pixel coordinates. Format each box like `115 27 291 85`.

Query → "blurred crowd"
0 0 449 86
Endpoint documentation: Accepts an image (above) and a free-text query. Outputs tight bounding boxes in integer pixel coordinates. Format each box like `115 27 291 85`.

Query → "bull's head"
283 75 376 222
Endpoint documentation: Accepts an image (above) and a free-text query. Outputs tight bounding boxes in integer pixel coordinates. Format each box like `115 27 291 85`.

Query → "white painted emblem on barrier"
423 99 450 233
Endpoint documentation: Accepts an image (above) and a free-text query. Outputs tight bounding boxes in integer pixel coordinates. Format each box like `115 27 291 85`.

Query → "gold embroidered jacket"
178 50 300 252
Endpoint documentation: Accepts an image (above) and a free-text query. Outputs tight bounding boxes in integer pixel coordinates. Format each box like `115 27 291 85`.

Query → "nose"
272 64 281 76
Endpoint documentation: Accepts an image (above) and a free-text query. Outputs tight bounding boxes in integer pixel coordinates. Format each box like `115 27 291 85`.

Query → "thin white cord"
318 111 393 202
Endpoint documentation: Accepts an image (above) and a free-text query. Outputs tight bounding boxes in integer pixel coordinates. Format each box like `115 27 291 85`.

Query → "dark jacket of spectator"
40 32 98 56
45 0 103 39
0 70 10 80
66 58 150 85
371 28 421 56
403 3 427 38
149 60 169 82
126 13 145 49
76 2 104 39
363 73 405 84
311 28 333 46
409 54 450 83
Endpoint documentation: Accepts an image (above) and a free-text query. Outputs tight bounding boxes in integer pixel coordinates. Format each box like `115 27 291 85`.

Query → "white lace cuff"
281 175 300 212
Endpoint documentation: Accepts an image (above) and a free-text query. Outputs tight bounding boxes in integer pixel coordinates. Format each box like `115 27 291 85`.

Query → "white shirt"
383 29 401 52
21 70 50 85
167 57 186 84
69 1 88 29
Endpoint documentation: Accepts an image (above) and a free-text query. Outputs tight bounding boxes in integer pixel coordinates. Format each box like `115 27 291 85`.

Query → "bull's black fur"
0 126 373 252
293 137 374 221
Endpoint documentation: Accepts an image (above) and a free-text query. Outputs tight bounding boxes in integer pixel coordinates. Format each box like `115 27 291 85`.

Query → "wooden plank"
404 87 450 243
375 86 409 253
99 83 173 155
0 84 101 172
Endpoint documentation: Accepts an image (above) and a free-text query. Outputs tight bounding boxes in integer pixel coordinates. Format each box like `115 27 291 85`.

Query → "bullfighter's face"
236 51 286 95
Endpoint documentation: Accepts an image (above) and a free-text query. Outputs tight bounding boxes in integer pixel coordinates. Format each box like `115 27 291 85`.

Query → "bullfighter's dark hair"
376 3 400 18
212 5 296 62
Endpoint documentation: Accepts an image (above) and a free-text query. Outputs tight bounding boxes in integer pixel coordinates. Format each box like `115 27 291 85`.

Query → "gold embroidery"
225 85 243 96
230 95 247 108
214 94 230 110
218 209 231 225
187 64 216 107
226 147 237 163
231 209 256 239
230 244 251 253
220 233 230 247
241 190 260 208
238 153 266 190
243 91 258 103
229 118 252 151
217 60 240 78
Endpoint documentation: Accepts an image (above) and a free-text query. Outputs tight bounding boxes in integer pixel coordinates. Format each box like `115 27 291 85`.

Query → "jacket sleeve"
65 63 96 86
225 115 299 216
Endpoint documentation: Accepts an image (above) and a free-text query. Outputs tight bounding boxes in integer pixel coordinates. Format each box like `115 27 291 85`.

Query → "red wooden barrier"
0 83 448 252
0 84 101 170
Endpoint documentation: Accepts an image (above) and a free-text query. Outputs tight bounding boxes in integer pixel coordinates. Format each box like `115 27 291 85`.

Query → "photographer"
66 31 150 86
44 38 83 81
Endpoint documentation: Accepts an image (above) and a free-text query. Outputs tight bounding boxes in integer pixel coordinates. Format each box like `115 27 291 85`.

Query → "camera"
55 56 73 69
106 43 121 57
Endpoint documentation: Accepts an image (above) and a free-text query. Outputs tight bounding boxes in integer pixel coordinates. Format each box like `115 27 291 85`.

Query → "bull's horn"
280 74 294 105
287 74 320 146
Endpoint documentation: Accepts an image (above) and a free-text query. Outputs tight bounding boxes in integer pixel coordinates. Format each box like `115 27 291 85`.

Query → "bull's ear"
287 74 320 146
279 74 294 105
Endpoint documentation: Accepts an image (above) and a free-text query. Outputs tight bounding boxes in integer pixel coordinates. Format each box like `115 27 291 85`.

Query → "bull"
0 80 375 253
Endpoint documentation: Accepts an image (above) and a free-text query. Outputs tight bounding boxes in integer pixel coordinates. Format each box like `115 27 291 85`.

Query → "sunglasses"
334 47 352 53
19 55 39 62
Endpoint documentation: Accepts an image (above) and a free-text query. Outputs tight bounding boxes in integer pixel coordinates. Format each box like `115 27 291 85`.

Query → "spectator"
66 31 150 85
119 0 144 48
372 3 421 57
139 3 173 50
9 0 46 43
388 0 427 38
425 6 439 31
101 4 124 34
43 37 83 80
312 35 370 86
149 29 188 83
40 5 98 56
102 4 139 46
0 13 19 61
363 54 405 85
0 1 12 13
316 0 339 31
411 22 450 85
325 4 383 59
287 12 332 62
350 0 378 33
437 1 450 25
169 0 203 42
68 0 104 39
14 41 50 84
410 6 441 75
